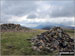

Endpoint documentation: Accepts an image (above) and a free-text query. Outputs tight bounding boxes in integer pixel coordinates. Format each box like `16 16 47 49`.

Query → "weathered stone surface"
30 27 74 52
0 23 30 32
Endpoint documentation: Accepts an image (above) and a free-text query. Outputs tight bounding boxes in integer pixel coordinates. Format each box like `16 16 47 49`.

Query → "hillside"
1 24 74 55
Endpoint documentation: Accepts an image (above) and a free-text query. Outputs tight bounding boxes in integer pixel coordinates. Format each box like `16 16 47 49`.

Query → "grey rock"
29 27 74 53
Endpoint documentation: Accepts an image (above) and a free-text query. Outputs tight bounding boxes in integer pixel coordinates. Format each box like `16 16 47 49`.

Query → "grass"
64 29 74 38
1 30 53 55
1 29 74 55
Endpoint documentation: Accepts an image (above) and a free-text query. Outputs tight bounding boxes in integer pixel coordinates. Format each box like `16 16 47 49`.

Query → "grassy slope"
1 29 74 55
1 30 51 55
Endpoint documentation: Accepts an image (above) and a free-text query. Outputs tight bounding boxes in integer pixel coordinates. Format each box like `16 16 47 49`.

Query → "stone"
29 27 74 53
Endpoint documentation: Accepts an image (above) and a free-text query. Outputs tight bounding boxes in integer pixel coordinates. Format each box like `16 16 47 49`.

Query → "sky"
0 0 75 28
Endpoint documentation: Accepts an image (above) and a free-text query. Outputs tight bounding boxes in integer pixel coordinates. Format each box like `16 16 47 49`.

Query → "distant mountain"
34 24 75 30
56 25 75 30
34 24 55 29
0 23 30 32
42 26 52 30
42 25 75 30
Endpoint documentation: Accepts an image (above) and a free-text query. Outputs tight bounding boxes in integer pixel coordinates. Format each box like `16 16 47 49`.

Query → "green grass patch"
1 30 51 55
1 29 74 55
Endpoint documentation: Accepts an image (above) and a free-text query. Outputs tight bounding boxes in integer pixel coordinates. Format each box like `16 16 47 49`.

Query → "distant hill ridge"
0 23 30 32
42 26 75 30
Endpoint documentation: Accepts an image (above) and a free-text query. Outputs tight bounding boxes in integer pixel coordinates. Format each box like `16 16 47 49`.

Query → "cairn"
30 27 74 52
0 23 30 32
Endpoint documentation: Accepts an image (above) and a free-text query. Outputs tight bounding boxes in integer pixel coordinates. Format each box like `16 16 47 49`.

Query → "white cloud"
36 1 51 11
6 14 74 27
8 15 28 22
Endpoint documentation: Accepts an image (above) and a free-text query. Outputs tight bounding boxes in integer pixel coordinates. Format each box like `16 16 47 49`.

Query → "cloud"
1 0 37 16
5 14 74 27
49 1 74 18
0 0 74 28
27 14 37 19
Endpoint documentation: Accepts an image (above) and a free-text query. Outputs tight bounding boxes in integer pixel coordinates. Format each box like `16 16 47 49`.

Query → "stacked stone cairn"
0 24 29 32
30 27 74 52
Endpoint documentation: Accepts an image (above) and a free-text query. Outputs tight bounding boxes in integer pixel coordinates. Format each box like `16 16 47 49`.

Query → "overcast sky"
0 0 75 28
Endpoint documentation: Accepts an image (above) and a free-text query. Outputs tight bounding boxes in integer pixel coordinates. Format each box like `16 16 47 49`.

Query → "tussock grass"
1 30 49 55
1 29 74 55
